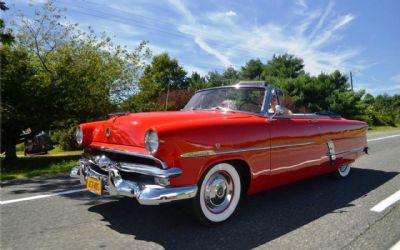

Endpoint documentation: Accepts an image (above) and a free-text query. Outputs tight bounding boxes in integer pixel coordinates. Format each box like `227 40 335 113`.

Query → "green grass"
1 154 81 181
15 145 82 157
367 125 400 133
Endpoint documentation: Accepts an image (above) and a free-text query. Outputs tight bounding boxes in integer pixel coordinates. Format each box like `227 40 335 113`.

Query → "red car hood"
89 110 252 148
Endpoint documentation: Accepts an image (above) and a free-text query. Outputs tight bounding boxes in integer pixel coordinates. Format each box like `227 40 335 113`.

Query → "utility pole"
165 79 171 110
350 71 354 91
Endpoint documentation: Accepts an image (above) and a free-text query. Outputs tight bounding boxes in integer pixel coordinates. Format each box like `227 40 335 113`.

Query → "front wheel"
193 163 241 225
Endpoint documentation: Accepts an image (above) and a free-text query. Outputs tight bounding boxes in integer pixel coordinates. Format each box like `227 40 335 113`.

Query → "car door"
268 115 324 187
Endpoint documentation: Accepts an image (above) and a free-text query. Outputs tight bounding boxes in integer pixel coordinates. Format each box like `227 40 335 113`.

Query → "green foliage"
240 59 264 80
222 66 240 83
139 53 187 92
262 54 305 80
188 72 207 91
1 155 79 181
122 53 187 112
51 127 81 151
1 0 150 160
363 94 400 126
1 46 40 158
0 2 14 45
206 71 227 86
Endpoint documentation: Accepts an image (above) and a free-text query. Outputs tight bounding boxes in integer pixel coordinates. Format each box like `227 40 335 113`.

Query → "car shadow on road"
1 175 83 195
87 167 398 249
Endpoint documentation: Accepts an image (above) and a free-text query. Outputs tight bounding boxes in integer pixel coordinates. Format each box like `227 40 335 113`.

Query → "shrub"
51 127 81 151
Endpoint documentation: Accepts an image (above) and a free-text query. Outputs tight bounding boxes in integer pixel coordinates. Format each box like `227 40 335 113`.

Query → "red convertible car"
70 81 368 225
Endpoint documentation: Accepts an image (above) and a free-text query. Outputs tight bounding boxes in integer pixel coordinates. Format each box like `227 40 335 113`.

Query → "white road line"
389 240 400 250
0 188 86 205
371 190 400 212
368 134 400 142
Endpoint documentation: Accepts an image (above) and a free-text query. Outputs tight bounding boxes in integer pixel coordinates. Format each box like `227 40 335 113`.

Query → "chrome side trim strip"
181 150 216 158
181 141 314 158
270 141 314 149
92 147 167 169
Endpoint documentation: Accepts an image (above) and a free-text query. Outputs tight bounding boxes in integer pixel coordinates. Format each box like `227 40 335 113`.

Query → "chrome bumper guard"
70 155 198 205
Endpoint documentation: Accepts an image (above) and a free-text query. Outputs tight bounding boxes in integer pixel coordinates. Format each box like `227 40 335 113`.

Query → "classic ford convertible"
70 81 368 224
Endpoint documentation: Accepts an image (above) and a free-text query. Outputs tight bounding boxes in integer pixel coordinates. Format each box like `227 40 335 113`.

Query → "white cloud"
309 1 334 40
184 65 208 76
225 10 237 17
167 0 361 75
390 74 400 83
310 14 354 48
168 0 233 67
295 0 308 9
332 14 354 30
355 82 400 96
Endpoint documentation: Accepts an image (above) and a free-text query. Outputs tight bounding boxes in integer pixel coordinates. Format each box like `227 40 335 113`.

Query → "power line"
54 1 270 73
56 1 273 57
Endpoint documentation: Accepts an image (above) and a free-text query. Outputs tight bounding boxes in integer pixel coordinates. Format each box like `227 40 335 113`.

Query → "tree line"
1 1 399 159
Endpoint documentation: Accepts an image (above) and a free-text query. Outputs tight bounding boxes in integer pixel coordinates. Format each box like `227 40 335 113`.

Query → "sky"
4 0 400 95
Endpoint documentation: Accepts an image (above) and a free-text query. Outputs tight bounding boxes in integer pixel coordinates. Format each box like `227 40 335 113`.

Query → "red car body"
71 81 368 224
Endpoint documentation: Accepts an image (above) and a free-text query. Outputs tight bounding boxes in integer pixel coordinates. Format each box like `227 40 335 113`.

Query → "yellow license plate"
86 176 102 195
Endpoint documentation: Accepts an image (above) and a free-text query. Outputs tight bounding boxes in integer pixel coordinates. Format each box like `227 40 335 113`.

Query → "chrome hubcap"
204 172 233 214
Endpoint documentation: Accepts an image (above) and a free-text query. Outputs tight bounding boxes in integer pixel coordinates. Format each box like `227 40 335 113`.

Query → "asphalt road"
1 130 400 250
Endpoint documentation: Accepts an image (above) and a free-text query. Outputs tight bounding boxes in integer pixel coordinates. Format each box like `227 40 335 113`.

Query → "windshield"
183 87 266 113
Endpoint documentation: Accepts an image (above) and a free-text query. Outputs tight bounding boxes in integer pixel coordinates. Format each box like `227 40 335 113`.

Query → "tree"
222 66 239 84
1 0 150 158
262 54 305 81
205 67 239 87
139 53 187 91
206 71 225 87
121 53 187 112
240 59 264 80
188 72 207 91
0 1 14 45
1 46 38 159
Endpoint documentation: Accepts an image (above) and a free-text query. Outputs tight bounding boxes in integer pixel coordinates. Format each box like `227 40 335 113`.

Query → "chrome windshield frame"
183 85 273 117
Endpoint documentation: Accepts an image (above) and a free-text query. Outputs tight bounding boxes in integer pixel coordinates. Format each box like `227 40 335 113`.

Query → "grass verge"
367 125 400 133
1 154 80 181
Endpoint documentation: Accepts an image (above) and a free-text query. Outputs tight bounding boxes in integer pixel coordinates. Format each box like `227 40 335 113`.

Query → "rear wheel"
193 163 241 225
334 163 351 179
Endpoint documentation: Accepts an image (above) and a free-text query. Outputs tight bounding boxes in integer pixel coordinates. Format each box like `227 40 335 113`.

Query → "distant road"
1 130 400 250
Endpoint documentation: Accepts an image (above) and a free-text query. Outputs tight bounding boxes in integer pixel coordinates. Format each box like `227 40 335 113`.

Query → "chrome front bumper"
70 155 198 205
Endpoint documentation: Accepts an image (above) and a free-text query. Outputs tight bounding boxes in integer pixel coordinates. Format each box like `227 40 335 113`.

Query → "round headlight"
145 129 159 154
76 127 83 145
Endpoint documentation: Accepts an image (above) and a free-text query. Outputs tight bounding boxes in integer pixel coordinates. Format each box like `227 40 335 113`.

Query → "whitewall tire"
194 163 241 225
334 163 351 179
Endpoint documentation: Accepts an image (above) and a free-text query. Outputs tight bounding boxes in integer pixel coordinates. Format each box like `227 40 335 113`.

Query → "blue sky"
5 0 400 95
